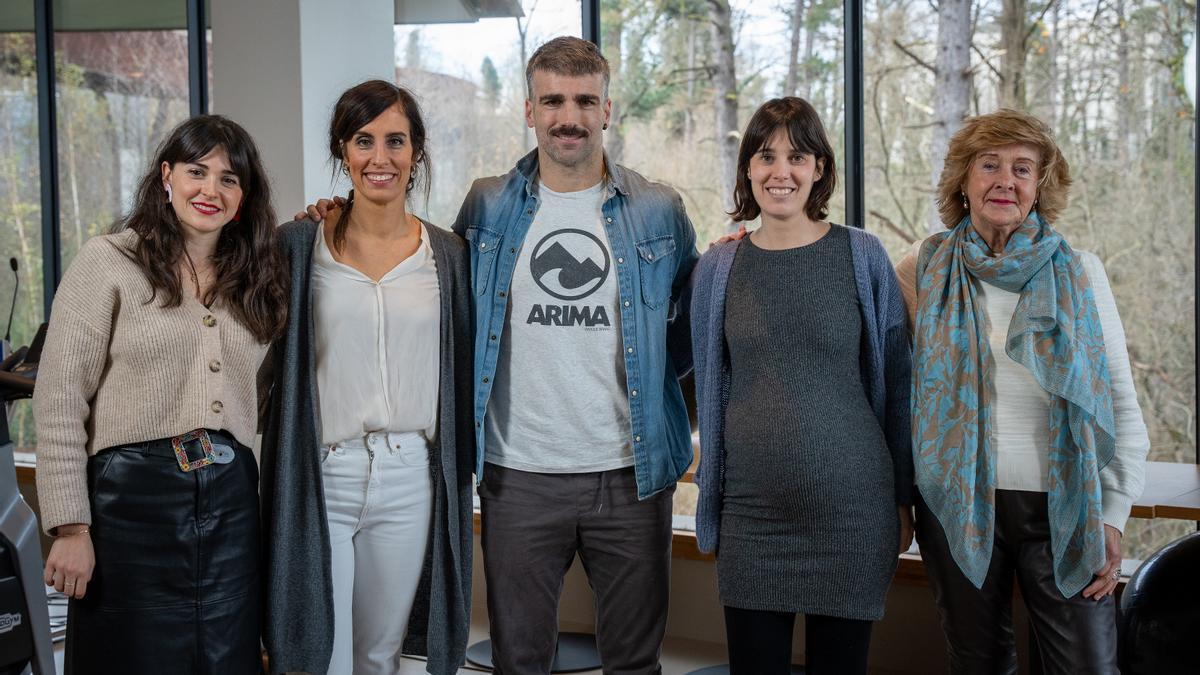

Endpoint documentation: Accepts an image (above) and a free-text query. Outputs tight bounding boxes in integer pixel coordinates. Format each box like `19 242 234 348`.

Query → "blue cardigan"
689 225 913 553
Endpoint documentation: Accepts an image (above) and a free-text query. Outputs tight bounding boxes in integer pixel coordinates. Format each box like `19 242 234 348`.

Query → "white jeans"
322 431 433 675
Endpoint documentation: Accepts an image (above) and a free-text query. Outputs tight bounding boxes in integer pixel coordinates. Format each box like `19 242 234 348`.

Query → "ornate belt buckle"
171 429 216 472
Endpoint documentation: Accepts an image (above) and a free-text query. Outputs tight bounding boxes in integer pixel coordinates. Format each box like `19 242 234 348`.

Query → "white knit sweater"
896 240 1150 532
33 230 268 532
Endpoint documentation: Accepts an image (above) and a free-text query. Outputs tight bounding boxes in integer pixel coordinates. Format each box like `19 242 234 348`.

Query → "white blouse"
312 223 440 446
980 250 1149 532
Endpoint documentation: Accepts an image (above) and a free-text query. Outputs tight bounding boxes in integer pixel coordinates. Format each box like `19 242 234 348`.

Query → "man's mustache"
551 125 589 139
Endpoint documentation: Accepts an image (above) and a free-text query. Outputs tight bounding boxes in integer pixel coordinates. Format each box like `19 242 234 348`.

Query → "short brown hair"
730 97 837 223
526 36 610 99
937 108 1071 227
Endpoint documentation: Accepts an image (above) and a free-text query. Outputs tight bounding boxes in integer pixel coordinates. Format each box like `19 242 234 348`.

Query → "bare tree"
707 0 738 219
929 0 972 233
515 0 539 152
999 0 1029 108
784 0 808 96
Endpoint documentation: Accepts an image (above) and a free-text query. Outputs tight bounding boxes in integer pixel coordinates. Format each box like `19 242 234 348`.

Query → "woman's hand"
293 196 346 222
44 525 95 600
1081 524 1122 600
898 505 915 554
708 223 748 248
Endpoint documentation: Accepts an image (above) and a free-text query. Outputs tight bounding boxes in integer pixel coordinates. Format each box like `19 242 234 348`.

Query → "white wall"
210 0 394 219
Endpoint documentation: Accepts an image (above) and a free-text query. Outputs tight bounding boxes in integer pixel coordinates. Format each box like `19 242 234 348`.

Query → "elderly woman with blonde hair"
895 109 1149 674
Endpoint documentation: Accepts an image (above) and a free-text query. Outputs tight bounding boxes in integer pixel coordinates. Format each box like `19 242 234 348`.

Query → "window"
0 1 208 449
598 0 848 520
394 0 583 227
601 0 846 246
0 27 42 450
54 11 192 270
864 0 1197 559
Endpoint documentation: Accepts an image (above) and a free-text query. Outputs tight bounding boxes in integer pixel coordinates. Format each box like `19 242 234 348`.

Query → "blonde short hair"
936 109 1071 227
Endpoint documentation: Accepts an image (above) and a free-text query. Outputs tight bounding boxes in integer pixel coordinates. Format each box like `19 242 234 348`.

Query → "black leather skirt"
65 431 262 675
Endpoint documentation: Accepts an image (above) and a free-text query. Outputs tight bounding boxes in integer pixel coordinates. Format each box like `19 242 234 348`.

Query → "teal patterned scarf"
912 213 1115 597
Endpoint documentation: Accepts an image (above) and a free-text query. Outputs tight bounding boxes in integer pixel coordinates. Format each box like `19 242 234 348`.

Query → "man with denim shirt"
452 37 698 675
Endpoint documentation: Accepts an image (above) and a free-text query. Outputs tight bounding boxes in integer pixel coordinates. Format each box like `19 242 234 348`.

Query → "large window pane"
865 0 1197 559
0 28 43 450
394 0 583 227
602 0 846 247
54 5 191 270
599 0 846 521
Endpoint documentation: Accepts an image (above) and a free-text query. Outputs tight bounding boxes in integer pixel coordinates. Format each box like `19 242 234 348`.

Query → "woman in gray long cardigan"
259 80 474 675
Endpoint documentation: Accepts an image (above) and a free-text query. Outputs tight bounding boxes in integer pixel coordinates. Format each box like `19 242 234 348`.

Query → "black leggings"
724 606 873 675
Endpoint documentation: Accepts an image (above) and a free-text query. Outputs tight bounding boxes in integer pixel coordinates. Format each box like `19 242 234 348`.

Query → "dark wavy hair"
730 97 837 223
115 114 287 343
328 79 430 252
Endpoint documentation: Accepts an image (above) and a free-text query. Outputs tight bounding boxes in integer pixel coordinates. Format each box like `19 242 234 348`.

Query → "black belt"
114 429 240 471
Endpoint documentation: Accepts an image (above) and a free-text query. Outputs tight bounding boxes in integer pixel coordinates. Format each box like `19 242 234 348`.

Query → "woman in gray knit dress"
690 98 913 674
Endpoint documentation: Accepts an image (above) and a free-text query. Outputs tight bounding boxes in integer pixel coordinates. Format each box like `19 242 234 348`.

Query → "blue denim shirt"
452 150 700 499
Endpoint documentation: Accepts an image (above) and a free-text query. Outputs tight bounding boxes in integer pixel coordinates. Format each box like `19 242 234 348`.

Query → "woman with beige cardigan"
33 115 288 674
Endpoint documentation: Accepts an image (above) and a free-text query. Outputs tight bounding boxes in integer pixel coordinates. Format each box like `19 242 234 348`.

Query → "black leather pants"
65 433 262 675
916 489 1118 675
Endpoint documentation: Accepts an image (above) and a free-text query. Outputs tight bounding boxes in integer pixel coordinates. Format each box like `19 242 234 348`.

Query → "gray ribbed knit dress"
718 225 898 620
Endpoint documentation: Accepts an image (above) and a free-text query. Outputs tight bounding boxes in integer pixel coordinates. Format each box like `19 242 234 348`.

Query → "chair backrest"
1118 531 1200 674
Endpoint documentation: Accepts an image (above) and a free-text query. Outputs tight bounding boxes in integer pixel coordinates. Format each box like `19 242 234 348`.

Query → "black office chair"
1118 530 1200 674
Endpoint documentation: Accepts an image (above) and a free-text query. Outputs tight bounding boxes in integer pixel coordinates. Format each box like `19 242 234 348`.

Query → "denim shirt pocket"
635 235 677 310
464 225 502 296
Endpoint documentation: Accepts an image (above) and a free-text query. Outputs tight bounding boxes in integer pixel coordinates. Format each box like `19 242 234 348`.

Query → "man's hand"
708 223 748 248
898 506 915 554
294 196 346 222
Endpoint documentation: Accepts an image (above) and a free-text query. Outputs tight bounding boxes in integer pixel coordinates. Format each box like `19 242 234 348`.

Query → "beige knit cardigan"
33 229 268 533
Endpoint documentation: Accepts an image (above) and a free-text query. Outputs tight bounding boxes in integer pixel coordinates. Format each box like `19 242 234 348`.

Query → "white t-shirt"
484 180 633 473
312 223 440 446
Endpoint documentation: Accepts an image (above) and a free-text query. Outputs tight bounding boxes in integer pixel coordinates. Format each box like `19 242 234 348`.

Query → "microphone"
4 258 17 344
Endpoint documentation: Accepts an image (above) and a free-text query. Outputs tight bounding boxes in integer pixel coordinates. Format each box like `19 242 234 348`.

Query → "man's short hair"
525 36 610 99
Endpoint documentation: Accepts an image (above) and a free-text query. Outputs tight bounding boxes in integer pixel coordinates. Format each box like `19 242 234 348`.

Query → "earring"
165 184 173 203
602 123 608 130
341 164 350 176
961 193 968 210
232 204 242 223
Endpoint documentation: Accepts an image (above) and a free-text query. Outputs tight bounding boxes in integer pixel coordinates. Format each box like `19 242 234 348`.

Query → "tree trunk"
1116 0 1132 160
929 0 972 233
603 7 625 165
684 22 696 145
784 0 807 96
999 0 1028 109
516 9 533 152
707 0 739 220
800 1 816 99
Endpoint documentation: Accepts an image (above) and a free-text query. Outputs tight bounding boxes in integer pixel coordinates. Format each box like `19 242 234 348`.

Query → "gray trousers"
916 489 1118 675
479 463 674 675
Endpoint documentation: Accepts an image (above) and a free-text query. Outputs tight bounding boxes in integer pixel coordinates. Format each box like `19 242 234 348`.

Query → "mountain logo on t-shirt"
529 229 611 301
